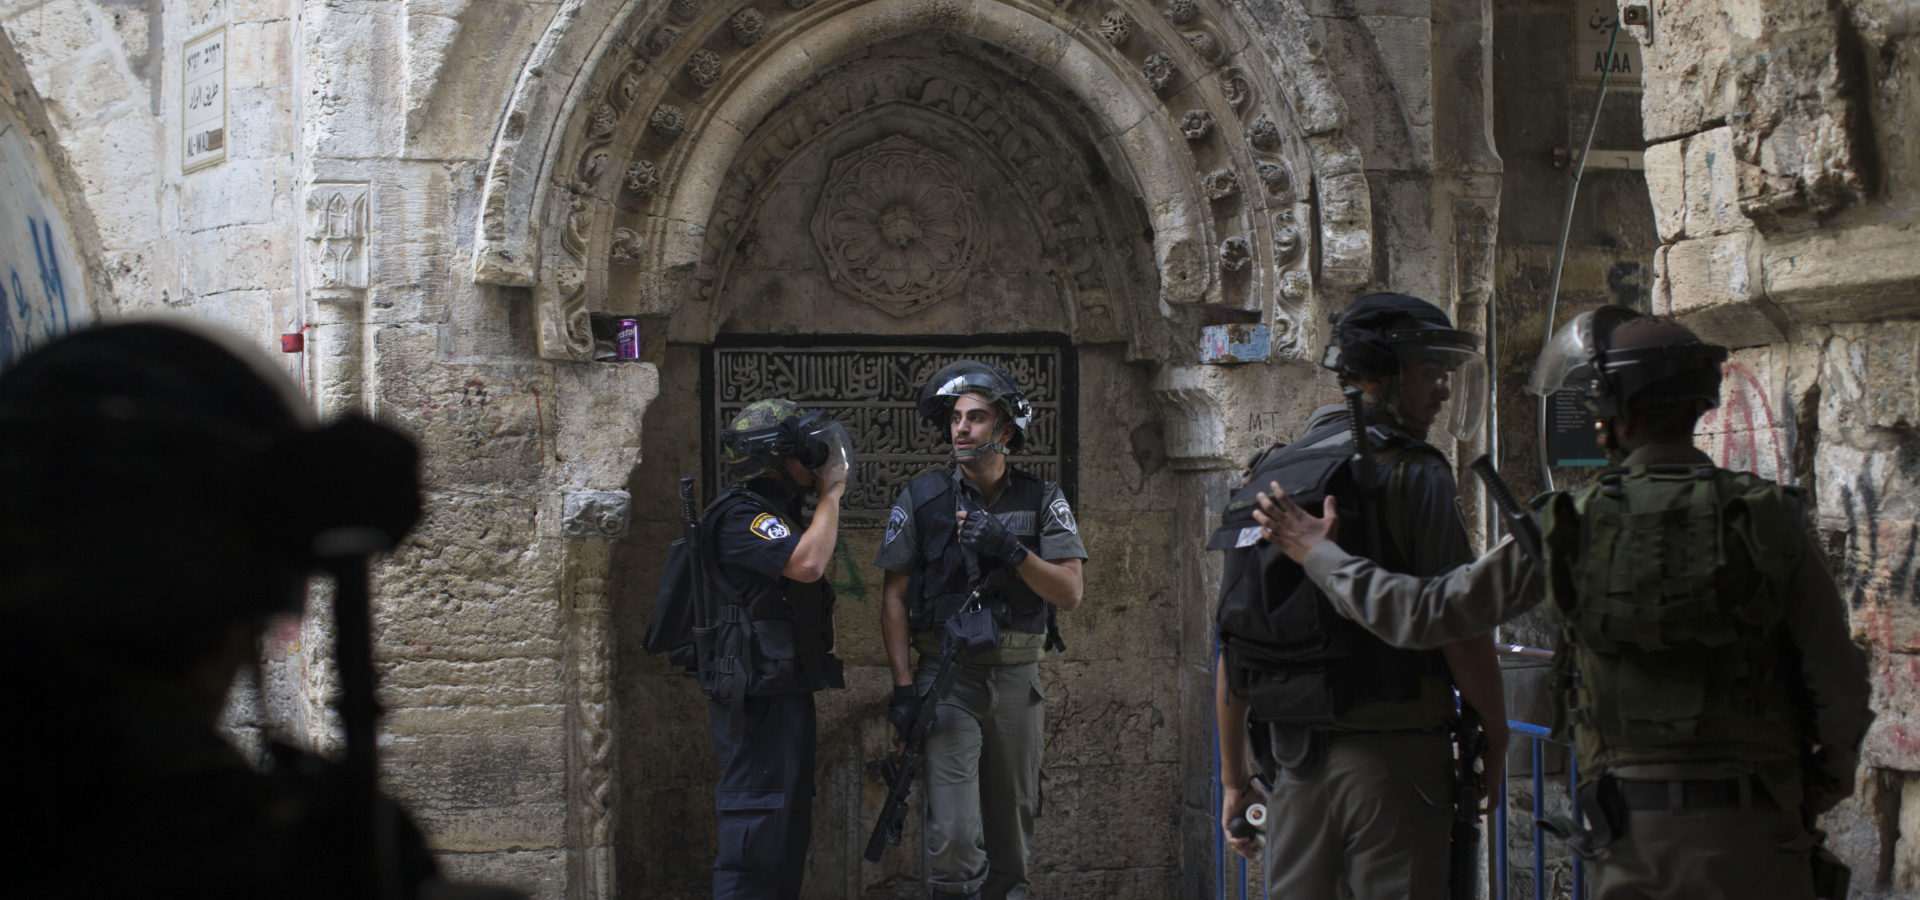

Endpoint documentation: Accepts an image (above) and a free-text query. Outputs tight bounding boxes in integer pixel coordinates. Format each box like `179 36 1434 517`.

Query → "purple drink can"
615 318 640 360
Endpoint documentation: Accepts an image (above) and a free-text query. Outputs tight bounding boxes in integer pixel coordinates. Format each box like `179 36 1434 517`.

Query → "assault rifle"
864 590 1001 862
1343 387 1384 560
1468 454 1542 563
1449 701 1487 900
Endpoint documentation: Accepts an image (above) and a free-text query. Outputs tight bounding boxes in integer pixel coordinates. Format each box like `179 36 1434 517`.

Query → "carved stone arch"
477 0 1374 363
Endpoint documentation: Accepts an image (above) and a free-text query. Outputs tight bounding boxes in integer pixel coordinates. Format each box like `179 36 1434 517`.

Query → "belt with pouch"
1609 774 1774 812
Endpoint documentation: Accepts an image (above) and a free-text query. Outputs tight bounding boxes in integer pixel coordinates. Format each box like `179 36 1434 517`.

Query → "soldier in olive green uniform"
1256 311 1873 900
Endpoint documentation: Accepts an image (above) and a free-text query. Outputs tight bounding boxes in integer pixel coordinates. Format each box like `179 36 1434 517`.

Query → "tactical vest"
1213 418 1453 729
904 468 1053 640
1540 464 1806 779
695 484 844 703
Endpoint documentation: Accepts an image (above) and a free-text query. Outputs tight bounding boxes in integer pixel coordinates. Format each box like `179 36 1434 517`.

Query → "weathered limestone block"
436 851 567 899
1865 652 1920 771
1654 229 1784 347
1040 659 1181 768
1029 761 1181 872
1682 126 1745 238
380 655 569 709
376 493 561 660
382 704 570 853
1696 344 1794 484
1761 220 1920 326
1639 0 1830 142
1727 11 1869 230
1643 139 1686 243
374 325 555 488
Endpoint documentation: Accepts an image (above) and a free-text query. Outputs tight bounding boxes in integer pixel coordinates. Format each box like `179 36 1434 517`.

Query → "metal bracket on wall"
1621 4 1653 45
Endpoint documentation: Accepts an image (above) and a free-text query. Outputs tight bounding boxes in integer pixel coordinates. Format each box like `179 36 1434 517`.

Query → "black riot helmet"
916 360 1033 457
1320 292 1488 435
1528 308 1727 418
0 320 421 663
719 398 854 482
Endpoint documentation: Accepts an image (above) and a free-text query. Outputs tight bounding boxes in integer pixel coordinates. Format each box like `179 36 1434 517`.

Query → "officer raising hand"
702 398 851 900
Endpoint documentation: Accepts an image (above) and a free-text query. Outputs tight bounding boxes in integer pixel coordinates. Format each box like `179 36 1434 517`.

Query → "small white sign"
1574 3 1642 87
183 26 228 172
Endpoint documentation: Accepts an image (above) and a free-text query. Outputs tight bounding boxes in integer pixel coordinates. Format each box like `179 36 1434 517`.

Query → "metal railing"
1210 644 1585 900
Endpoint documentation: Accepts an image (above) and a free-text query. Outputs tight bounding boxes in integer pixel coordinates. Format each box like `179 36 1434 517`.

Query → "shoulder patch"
884 505 908 545
750 513 792 541
1049 497 1078 534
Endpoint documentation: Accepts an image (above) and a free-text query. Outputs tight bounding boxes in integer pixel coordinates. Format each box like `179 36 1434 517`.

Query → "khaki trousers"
1262 728 1454 900
915 659 1044 900
1591 799 1816 900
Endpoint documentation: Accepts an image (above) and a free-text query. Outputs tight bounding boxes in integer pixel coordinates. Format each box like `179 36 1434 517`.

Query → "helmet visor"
1528 311 1604 398
800 417 854 482
1386 329 1486 438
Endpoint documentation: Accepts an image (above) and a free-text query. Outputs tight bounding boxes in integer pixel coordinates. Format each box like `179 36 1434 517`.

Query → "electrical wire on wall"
1536 18 1624 492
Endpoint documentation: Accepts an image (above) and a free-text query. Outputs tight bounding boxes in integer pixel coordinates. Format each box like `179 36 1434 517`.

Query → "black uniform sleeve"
712 501 800 581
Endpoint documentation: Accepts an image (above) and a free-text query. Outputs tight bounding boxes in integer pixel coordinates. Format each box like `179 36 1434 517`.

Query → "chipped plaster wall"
1634 0 1920 893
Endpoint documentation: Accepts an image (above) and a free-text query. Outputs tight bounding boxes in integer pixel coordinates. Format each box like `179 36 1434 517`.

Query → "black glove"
888 685 924 745
957 503 1030 567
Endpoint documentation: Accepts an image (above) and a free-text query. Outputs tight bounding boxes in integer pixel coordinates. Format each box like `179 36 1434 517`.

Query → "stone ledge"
1657 218 1920 347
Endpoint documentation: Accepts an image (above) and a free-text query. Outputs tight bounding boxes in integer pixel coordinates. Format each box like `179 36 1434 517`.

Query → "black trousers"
709 692 816 900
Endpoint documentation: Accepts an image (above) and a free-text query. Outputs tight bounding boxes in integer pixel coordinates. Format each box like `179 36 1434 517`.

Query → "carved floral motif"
1221 70 1251 109
625 160 661 197
649 104 686 138
1219 236 1251 271
730 9 765 46
588 104 618 138
1202 168 1239 201
1180 109 1213 141
1164 0 1198 25
1185 31 1220 63
1280 269 1309 304
642 26 679 59
610 228 643 266
1143 53 1177 92
306 183 369 297
809 136 983 317
685 49 723 88
1097 11 1132 46
667 0 703 23
1257 161 1291 196
1273 224 1302 264
1248 114 1280 150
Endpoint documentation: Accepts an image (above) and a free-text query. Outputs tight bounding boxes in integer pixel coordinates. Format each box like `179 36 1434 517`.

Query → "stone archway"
479 1 1405 896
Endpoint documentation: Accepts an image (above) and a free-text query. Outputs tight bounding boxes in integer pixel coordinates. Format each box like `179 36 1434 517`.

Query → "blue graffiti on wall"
0 215 76 370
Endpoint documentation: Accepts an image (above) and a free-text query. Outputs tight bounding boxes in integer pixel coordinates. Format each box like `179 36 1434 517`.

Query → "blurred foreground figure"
0 320 517 898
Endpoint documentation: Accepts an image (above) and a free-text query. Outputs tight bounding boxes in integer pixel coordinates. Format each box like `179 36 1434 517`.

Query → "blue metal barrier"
1495 721 1585 900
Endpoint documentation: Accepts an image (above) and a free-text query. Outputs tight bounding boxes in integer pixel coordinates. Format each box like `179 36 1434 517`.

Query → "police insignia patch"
885 506 908 545
1049 498 1078 534
750 513 791 541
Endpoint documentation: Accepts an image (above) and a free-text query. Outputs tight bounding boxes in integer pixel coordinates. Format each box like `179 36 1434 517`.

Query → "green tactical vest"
1539 464 1809 782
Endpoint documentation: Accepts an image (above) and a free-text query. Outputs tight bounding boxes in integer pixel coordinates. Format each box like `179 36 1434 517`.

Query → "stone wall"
2 0 1510 897
0 28 95 362
1633 0 1920 893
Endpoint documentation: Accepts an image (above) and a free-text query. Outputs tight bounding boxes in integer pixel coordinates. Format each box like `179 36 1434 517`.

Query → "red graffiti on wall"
1700 362 1789 481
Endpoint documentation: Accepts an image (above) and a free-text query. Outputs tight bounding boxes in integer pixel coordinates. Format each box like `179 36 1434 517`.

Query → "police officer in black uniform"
702 398 850 899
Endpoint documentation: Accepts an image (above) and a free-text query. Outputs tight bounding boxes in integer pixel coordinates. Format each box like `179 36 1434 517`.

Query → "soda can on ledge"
615 318 641 360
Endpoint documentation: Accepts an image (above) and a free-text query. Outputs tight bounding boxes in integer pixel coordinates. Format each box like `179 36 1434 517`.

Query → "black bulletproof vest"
702 484 842 695
1212 418 1450 726
905 468 1052 636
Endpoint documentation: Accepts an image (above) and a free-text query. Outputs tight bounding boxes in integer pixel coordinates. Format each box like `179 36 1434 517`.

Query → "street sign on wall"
183 26 228 172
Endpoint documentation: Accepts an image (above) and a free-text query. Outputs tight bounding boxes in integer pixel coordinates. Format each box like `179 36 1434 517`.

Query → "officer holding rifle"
1256 311 1871 900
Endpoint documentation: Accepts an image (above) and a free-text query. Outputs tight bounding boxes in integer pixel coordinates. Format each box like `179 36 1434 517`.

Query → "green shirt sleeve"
1035 483 1087 562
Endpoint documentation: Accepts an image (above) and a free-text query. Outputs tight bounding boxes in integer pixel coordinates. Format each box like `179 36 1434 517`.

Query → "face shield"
1527 311 1606 399
793 412 854 484
1386 329 1487 438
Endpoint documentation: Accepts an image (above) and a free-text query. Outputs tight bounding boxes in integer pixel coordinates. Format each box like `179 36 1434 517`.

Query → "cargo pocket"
749 619 806 696
715 789 784 871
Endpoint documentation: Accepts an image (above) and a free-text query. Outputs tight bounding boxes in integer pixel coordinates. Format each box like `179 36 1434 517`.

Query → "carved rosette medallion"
685 49 723 88
649 105 686 138
1164 0 1198 25
1256 161 1291 197
1219 236 1251 272
1202 168 1239 201
625 160 661 197
730 9 765 45
809 136 984 318
1143 53 1177 93
1180 109 1214 141
1097 11 1132 46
